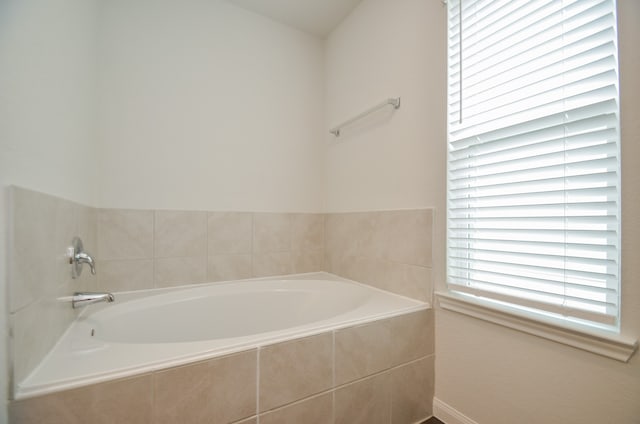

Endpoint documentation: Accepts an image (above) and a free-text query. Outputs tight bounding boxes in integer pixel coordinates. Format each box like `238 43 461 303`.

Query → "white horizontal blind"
447 0 621 327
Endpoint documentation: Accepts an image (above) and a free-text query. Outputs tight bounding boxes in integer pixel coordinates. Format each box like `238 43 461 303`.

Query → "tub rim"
15 272 430 400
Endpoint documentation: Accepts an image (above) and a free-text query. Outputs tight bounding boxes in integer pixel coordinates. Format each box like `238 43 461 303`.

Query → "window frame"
440 0 637 361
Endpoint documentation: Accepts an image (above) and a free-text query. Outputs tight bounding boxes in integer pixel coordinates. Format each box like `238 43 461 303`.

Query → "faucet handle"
76 251 96 275
68 237 97 278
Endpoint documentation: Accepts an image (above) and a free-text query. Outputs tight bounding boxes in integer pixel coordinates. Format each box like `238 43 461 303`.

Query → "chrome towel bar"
329 97 401 137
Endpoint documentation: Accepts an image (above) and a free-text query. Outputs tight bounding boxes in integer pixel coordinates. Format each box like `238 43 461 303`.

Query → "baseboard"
433 397 479 424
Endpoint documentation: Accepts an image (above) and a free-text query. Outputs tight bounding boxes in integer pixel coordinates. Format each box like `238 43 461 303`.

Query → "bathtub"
16 273 428 400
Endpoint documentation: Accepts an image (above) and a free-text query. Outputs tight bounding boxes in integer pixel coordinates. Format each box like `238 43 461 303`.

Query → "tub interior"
16 273 428 400
91 282 367 343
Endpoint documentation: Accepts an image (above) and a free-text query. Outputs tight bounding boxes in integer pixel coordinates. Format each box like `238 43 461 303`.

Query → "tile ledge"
436 291 638 362
432 397 478 424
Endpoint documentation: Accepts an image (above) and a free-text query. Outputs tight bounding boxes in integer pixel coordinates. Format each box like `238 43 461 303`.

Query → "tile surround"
94 207 431 295
98 259 154 292
259 392 334 424
11 309 434 424
154 210 207 258
207 253 253 281
325 209 433 302
8 187 97 387
10 188 58 312
252 251 292 277
96 210 327 288
8 185 434 422
10 374 153 424
253 213 291 253
334 372 391 424
391 356 435 424
97 209 154 260
335 318 392 386
259 332 334 411
208 212 253 254
154 256 207 287
153 350 257 424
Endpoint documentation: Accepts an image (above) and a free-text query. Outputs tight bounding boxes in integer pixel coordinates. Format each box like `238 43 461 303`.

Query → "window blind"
446 0 621 327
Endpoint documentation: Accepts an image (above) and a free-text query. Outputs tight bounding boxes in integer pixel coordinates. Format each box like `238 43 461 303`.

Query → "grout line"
149 371 156 423
205 211 209 281
256 347 260 423
332 328 336 424
332 389 336 424
332 330 336 389
250 213 255 278
152 210 156 289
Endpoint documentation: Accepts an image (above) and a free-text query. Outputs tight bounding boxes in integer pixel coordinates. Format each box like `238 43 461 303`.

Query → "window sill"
436 291 638 362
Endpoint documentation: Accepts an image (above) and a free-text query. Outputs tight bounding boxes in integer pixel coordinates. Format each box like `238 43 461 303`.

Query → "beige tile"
10 374 153 424
391 356 434 424
54 197 77 288
325 212 375 258
334 372 391 424
92 375 153 424
98 209 153 260
8 188 92 384
291 213 324 251
260 392 333 424
349 256 386 291
154 350 257 424
154 210 207 258
208 254 253 282
394 264 431 303
350 256 375 284
9 186 57 311
11 284 77 385
208 212 253 254
335 319 392 386
390 309 434 367
374 209 432 266
231 417 258 424
253 213 290 253
75 204 99 292
359 260 431 302
292 249 324 273
154 256 207 287
76 204 98 256
252 252 291 277
323 252 358 281
98 259 154 292
325 210 433 299
259 333 333 411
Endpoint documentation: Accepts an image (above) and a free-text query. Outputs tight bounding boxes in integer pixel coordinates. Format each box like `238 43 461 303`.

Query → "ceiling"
228 0 363 38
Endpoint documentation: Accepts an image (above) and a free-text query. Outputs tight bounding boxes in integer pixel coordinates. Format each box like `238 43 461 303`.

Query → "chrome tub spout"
72 292 115 309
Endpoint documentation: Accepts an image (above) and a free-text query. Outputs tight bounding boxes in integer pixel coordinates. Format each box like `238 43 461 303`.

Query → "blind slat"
447 0 620 329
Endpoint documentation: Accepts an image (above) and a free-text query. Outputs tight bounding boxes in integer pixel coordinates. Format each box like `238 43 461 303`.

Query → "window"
446 0 621 331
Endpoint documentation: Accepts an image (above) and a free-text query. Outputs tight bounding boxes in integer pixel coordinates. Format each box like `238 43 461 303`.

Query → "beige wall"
0 0 99 207
324 0 446 215
96 0 325 212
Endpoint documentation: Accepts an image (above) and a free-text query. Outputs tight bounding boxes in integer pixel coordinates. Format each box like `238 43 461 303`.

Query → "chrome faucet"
72 292 115 309
68 236 96 278
74 251 96 275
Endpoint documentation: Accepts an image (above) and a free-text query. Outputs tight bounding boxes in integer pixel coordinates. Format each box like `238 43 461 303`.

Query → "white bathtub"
16 273 427 400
